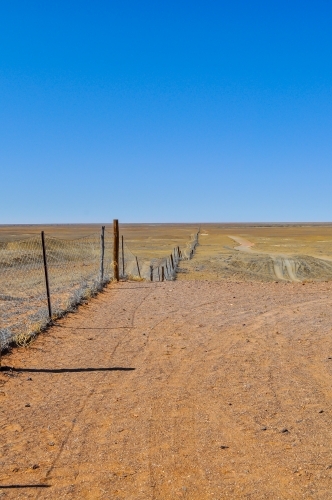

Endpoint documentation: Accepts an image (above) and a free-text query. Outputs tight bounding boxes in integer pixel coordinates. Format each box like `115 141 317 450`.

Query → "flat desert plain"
2 224 332 499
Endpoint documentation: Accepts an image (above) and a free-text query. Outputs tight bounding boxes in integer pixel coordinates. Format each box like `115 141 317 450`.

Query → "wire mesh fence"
0 231 114 350
0 226 199 351
120 229 200 282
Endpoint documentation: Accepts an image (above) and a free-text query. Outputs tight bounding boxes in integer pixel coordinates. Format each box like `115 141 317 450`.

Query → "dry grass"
177 223 332 282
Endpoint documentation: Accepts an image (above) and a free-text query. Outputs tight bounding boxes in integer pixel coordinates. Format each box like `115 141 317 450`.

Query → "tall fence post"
100 225 105 283
113 219 119 281
150 265 153 281
170 254 174 269
162 266 165 281
121 235 125 277
135 256 141 278
41 231 52 321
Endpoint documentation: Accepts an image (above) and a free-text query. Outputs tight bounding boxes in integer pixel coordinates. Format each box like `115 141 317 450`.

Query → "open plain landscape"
2 222 332 281
2 224 332 498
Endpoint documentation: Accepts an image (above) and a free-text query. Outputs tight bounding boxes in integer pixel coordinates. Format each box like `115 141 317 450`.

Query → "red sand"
1 280 332 499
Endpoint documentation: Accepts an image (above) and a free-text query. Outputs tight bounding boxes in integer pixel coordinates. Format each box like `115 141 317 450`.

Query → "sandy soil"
2 280 332 499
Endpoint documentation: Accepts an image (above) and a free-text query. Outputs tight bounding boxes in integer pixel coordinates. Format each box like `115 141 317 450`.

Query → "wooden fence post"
100 226 105 283
170 254 174 269
158 267 160 281
150 265 153 281
113 219 119 281
162 266 165 281
135 256 141 278
41 231 52 321
121 235 125 277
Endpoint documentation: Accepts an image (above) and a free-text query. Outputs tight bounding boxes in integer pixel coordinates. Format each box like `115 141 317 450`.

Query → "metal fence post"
113 219 119 281
135 256 141 278
41 231 52 321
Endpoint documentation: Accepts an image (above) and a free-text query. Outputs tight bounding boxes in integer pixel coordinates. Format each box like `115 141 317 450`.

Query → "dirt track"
2 280 332 499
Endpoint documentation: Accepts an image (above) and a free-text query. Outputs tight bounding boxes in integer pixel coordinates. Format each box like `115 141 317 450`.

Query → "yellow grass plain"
2 223 332 282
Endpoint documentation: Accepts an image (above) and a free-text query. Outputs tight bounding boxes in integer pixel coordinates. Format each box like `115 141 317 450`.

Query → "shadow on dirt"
2 367 135 373
0 484 51 489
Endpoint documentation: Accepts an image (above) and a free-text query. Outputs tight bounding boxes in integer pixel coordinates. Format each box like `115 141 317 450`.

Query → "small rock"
281 428 289 433
243 324 246 326
25 403 30 407
319 410 324 413
12 468 19 473
326 465 332 470
32 464 39 470
261 426 267 431
220 445 229 449
27 377 32 381
48 441 55 446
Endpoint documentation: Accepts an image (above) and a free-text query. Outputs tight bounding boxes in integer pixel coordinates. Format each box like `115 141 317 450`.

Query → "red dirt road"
2 280 332 499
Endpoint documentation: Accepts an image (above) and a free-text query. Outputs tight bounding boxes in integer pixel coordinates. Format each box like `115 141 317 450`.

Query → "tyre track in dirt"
0 283 154 499
229 234 302 282
42 284 155 500
2 281 332 498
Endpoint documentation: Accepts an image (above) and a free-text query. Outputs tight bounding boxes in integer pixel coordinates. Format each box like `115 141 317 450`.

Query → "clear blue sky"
1 1 331 223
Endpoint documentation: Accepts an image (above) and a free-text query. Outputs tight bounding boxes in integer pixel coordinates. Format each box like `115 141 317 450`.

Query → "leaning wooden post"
135 256 141 278
162 266 165 281
121 235 125 277
170 254 174 269
150 265 153 281
113 219 119 281
99 225 105 283
41 231 52 321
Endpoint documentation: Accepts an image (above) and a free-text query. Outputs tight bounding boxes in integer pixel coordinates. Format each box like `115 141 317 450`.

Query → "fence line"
0 224 199 355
